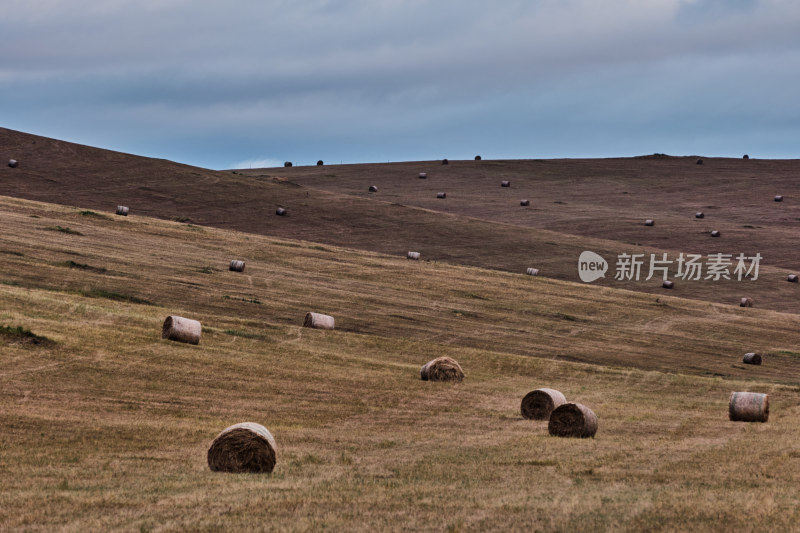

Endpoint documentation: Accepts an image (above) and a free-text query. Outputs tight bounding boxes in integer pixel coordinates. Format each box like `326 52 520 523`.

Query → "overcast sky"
2 0 799 169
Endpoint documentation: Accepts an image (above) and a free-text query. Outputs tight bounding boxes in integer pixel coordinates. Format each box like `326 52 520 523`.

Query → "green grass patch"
46 225 83 235
0 325 53 346
78 289 154 305
222 295 262 304
78 210 110 219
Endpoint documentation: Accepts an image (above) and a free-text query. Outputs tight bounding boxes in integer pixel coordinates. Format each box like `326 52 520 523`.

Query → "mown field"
3 195 800 531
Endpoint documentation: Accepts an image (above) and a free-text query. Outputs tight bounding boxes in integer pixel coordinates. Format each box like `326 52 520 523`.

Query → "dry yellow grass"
3 195 800 531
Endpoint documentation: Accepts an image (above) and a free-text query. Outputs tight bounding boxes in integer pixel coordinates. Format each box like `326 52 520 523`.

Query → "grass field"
4 195 800 531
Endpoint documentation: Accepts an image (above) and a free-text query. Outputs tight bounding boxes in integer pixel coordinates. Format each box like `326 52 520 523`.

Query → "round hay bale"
8 159 18 168
284 161 292 167
229 260 245 272
520 199 530 206
407 251 420 260
207 422 277 473
436 192 446 199
276 207 287 216
501 180 511 187
729 392 769 422
662 280 674 289
788 274 798 283
303 312 335 330
743 154 750 160
420 356 464 382
740 297 753 308
548 403 597 438
162 315 201 345
521 388 567 420
775 195 784 202
644 219 654 226
442 159 449 165
526 267 539 276
742 352 762 365
316 160 324 166
418 172 427 179
475 155 482 161
368 185 378 192
710 230 720 237
696 158 703 165
115 205 129 216
695 212 704 219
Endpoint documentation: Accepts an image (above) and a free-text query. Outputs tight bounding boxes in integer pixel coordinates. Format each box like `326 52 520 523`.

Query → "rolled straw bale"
644 219 654 226
115 205 129 216
276 207 287 216
207 422 277 473
303 312 335 330
742 353 762 365
743 154 750 160
521 388 567 420
695 212 704 219
420 356 464 382
436 192 446 199
520 199 530 206
8 159 18 168
162 315 201 345
740 297 753 308
548 403 598 438
284 161 292 167
696 158 703 165
317 160 324 166
407 251 420 260
501 180 511 187
729 392 769 422
526 268 539 276
442 159 449 165
710 230 720 237
788 274 799 283
775 195 784 202
419 172 427 179
229 260 245 272
475 155 482 161
368 185 378 192
662 280 674 289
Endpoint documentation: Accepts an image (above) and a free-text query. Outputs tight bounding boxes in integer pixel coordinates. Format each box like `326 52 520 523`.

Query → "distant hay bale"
207 422 277 473
475 155 481 161
303 312 335 330
8 159 18 168
788 274 799 283
662 280 674 289
284 161 292 167
229 260 245 272
317 160 324 166
407 251 420 260
526 267 539 276
162 315 201 345
743 154 750 160
729 392 769 422
115 205 129 216
419 172 427 179
501 180 511 187
695 212 704 219
276 207 287 216
548 403 598 438
368 185 378 192
696 158 703 165
520 199 530 206
436 192 446 199
710 230 720 237
775 195 784 202
742 353 762 365
644 219 654 226
420 356 464 382
442 159 449 165
740 297 753 308
521 388 567 420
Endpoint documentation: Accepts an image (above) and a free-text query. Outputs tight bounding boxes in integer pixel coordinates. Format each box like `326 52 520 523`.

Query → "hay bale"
729 392 769 422
407 251 420 260
742 352 762 365
475 155 481 161
420 356 464 382
317 160 324 166
436 192 446 199
743 154 750 160
115 205 129 216
303 312 335 330
521 388 567 420
276 207 287 216
662 280 674 289
8 159 18 168
740 297 753 308
526 267 539 276
696 158 703 165
368 185 378 192
418 172 427 179
644 219 654 226
284 161 292 167
548 403 597 438
501 180 511 187
711 230 720 237
229 260 245 272
162 315 201 345
442 159 449 165
520 199 530 206
207 422 277 473
788 274 798 283
775 195 784 202
695 212 704 219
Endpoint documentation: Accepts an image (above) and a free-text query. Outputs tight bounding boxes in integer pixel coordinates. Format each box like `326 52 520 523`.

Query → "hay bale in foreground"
420 356 464 382
711 230 720 237
501 180 511 187
729 392 769 422
229 260 245 272
407 251 420 260
521 388 567 420
788 274 799 283
548 403 597 438
436 192 446 199
520 199 530 206
116 205 129 216
662 280 674 289
644 219 654 226
276 207 287 216
742 353 762 365
775 195 784 202
740 297 753 308
162 315 201 345
368 185 378 192
208 422 277 473
303 312 335 330
695 212 704 219
8 159 18 168
418 172 427 179
526 267 539 276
